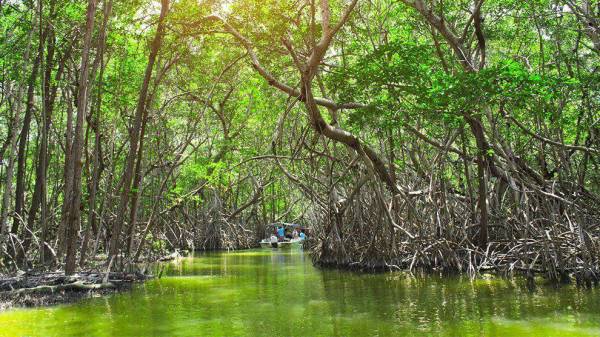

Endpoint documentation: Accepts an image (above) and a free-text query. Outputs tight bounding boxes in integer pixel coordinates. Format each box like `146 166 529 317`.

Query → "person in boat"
277 225 285 242
292 228 299 239
299 229 306 240
270 230 278 248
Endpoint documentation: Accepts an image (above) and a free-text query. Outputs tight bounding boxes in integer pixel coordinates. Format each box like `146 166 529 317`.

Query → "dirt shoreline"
0 250 191 311
0 271 152 311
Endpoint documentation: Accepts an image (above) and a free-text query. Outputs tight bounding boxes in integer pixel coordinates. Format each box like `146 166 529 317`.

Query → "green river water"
1 249 599 336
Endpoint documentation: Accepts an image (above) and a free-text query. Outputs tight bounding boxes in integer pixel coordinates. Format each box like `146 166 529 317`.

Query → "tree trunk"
80 0 113 268
36 20 69 265
13 53 42 237
108 0 169 264
63 0 98 275
467 116 489 248
126 56 176 257
18 22 58 266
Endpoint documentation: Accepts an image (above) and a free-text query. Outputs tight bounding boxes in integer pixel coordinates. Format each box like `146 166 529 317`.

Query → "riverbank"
0 250 195 311
0 271 152 311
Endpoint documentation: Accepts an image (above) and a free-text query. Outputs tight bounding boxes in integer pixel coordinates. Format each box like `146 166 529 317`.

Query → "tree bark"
13 52 42 237
468 117 489 247
108 0 169 264
79 0 113 268
125 55 177 257
63 0 98 275
17 25 60 266
36 22 71 265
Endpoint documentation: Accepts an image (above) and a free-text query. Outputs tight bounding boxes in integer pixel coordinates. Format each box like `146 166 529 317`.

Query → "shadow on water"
0 249 599 336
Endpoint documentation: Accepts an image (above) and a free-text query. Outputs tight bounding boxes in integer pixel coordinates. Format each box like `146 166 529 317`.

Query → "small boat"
260 237 303 249
259 223 305 249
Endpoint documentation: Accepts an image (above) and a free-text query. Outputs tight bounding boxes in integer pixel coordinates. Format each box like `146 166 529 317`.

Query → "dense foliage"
0 0 598 283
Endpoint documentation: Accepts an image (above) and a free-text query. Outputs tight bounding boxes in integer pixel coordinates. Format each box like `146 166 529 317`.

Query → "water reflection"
0 249 599 336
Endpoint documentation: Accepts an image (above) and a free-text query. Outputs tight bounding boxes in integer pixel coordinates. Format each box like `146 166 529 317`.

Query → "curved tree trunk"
108 0 169 265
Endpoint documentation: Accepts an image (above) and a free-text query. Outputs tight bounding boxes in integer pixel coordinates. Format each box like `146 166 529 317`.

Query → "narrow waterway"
1 249 599 336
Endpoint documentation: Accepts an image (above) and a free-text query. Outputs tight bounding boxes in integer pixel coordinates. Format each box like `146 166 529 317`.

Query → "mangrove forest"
0 0 600 335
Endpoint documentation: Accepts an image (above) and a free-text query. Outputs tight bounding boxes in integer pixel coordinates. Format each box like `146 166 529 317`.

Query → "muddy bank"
0 271 152 311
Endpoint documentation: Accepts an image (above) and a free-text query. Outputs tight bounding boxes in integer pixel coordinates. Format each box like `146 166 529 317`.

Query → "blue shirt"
277 227 285 237
299 232 306 240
